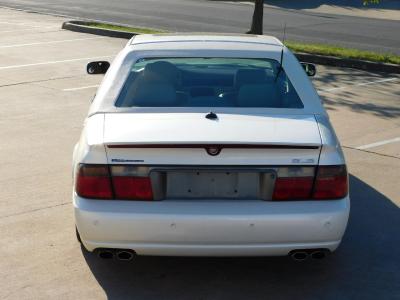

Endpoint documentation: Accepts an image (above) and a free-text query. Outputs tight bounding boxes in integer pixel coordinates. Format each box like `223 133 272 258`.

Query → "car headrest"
237 84 280 107
235 69 266 88
130 83 178 106
143 61 180 86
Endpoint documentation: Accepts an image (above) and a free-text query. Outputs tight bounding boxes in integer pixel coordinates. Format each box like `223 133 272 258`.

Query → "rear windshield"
115 57 303 108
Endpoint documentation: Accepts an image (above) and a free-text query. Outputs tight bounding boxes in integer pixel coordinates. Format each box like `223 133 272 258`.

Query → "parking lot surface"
0 8 399 300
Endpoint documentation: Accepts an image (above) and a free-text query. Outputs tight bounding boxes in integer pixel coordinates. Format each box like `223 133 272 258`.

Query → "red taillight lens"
272 167 315 200
112 176 153 200
312 165 348 200
76 165 113 199
75 164 154 200
272 177 314 200
272 165 348 201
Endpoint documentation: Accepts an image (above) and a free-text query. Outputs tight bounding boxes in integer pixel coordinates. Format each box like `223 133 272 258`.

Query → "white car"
73 34 349 261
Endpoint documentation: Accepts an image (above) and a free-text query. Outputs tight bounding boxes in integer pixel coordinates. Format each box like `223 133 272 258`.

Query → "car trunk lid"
103 113 321 166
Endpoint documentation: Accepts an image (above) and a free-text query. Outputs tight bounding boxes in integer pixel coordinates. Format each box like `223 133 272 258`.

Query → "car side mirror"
87 61 110 74
301 63 316 77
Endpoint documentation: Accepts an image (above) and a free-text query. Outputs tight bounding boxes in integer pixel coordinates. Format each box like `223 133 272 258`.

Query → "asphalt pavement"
0 0 399 54
0 8 399 300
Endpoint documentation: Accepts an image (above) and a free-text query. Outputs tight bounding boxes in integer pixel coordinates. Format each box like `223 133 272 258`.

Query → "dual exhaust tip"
290 249 329 261
97 249 135 261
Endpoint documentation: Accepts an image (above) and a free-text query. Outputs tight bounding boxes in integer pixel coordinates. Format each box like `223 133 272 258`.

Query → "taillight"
111 166 153 200
112 176 153 200
76 165 113 199
312 165 348 200
272 165 348 201
75 164 154 200
272 167 314 200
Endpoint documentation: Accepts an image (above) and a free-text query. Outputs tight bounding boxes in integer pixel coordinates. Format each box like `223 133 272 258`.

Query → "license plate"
166 171 262 199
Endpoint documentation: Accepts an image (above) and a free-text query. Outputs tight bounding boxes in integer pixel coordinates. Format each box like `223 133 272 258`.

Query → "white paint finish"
130 33 283 47
0 55 112 70
103 113 321 165
0 37 104 49
73 114 107 168
320 77 398 93
357 137 400 150
63 84 99 92
74 196 349 254
104 113 322 146
85 114 105 146
315 114 346 165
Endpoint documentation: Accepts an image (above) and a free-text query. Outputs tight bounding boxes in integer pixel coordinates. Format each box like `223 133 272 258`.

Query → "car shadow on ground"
313 69 400 119
82 175 400 300
322 93 400 118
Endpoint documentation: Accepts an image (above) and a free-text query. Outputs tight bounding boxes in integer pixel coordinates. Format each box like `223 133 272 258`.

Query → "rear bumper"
74 195 350 256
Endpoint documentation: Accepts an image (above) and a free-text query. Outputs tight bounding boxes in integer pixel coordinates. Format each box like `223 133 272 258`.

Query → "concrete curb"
296 53 399 74
62 20 400 74
62 21 137 39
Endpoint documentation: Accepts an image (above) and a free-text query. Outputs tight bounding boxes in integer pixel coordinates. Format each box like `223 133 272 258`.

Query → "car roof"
129 33 283 52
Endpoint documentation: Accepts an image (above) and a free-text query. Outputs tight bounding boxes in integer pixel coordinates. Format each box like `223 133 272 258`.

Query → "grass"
285 40 400 65
85 22 163 34
84 22 400 65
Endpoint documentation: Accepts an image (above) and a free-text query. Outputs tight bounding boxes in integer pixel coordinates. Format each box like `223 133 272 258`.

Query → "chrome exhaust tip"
116 250 135 261
290 251 309 261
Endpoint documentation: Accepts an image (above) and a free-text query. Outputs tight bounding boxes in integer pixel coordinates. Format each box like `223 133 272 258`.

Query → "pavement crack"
0 202 70 220
342 145 400 160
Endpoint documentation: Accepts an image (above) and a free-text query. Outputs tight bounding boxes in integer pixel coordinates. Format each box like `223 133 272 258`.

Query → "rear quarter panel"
315 114 346 165
72 114 107 179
